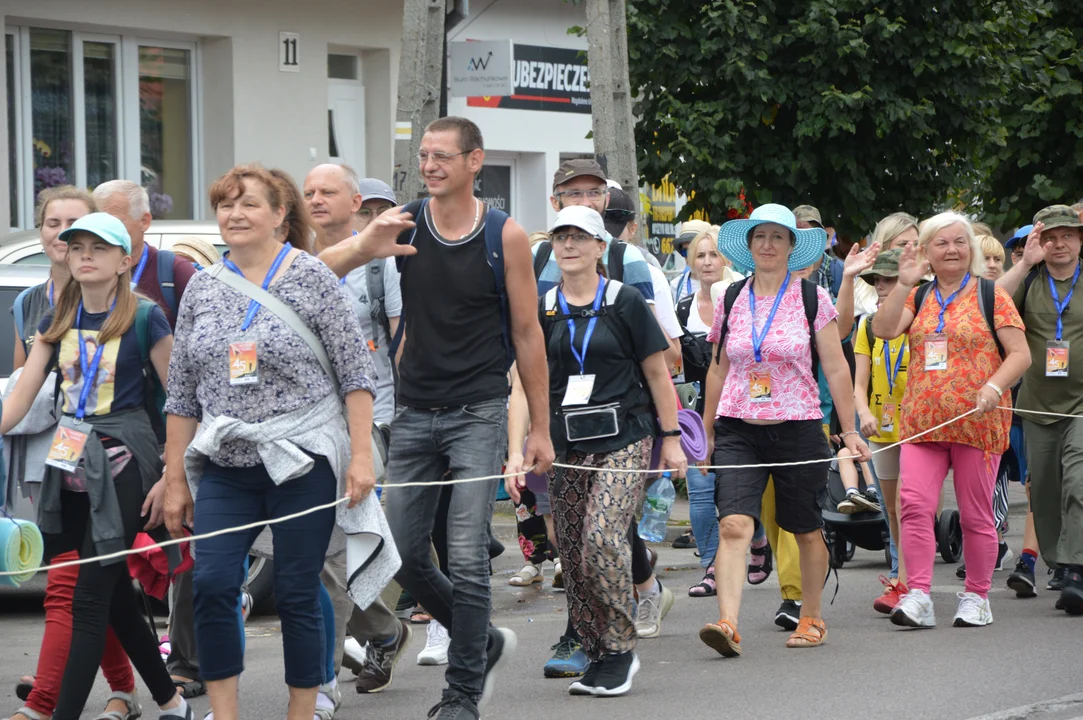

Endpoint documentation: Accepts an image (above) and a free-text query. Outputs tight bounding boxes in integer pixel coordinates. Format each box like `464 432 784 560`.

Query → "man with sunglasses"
303 165 409 696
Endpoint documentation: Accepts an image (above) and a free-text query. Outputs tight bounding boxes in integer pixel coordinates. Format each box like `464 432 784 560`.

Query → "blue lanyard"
883 337 906 395
749 272 791 363
933 273 971 333
1047 263 1081 342
47 280 55 307
684 269 692 298
130 246 150 289
75 300 115 420
223 244 291 332
557 278 606 375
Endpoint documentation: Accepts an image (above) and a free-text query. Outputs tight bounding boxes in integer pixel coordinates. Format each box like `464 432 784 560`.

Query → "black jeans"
51 464 176 720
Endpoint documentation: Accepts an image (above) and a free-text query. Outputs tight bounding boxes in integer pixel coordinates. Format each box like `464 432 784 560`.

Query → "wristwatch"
660 429 682 438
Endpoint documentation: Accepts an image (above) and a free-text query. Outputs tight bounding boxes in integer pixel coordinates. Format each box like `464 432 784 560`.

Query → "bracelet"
984 381 1003 396
839 430 860 440
660 429 682 438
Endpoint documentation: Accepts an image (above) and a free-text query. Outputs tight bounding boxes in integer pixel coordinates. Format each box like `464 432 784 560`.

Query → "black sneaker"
567 659 602 696
995 543 1014 571
774 599 801 631
427 692 479 720
1059 567 1083 616
956 563 967 580
851 489 882 513
1006 558 1037 598
591 651 640 697
1048 566 1068 591
672 529 696 549
479 627 517 707
355 620 413 693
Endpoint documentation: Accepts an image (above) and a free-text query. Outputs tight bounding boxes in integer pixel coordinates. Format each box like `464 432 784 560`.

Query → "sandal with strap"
748 541 773 585
698 619 742 657
786 617 827 648
93 690 143 720
508 563 543 586
173 676 206 699
410 607 431 624
688 566 717 597
7 708 45 720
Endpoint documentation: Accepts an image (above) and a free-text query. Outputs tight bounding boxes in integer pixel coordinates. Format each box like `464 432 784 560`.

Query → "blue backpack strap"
483 206 512 371
156 248 177 319
12 286 33 353
829 257 844 299
134 299 167 443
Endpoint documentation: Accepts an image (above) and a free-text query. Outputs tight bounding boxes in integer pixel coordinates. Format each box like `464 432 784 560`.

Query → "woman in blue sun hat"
698 204 871 655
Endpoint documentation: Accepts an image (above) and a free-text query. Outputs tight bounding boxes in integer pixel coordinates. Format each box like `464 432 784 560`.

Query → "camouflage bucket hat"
859 248 902 280
1033 204 1083 231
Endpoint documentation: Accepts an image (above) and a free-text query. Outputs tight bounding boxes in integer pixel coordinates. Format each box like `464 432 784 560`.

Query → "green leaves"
628 0 1083 234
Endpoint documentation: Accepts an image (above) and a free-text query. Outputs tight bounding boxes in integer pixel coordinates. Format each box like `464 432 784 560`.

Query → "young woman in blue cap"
1 212 189 720
699 204 870 655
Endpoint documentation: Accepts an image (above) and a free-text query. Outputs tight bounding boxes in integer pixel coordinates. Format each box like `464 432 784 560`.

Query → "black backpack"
675 294 712 385
912 277 1004 359
713 276 821 376
532 239 627 282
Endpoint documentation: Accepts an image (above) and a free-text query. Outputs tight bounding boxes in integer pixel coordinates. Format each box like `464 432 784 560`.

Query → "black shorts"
711 416 830 534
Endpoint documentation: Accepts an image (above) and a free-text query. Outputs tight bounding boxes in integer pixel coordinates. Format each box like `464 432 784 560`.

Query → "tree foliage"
626 0 1049 236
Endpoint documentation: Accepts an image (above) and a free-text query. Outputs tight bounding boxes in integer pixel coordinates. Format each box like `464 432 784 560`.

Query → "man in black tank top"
318 116 554 720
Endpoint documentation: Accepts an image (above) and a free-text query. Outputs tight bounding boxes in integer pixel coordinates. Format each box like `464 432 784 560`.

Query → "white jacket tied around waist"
183 393 399 610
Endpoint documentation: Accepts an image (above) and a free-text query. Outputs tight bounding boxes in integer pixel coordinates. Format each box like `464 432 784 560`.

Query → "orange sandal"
785 616 827 648
699 619 742 657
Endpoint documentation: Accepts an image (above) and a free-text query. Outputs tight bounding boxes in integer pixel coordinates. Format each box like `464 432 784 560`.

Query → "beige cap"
170 236 221 268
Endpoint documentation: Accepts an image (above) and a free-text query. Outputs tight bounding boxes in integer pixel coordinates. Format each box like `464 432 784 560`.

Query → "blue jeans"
192 458 336 687
686 467 718 569
384 398 507 700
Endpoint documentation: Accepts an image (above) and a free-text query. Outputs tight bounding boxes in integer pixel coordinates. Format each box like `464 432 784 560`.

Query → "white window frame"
4 23 202 229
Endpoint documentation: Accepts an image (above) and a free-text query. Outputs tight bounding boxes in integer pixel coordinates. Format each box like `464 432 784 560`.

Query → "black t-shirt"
38 305 171 417
543 281 669 453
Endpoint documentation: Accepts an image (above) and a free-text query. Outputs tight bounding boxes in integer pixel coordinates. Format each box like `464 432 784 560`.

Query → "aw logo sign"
449 40 514 97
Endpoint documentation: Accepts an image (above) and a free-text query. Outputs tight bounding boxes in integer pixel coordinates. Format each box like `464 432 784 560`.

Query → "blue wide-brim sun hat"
716 203 827 272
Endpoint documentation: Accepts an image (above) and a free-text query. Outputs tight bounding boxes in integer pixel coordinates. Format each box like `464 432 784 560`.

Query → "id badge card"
880 402 897 434
229 337 260 386
1046 340 1069 377
562 374 596 407
45 416 93 473
925 333 948 371
749 370 772 403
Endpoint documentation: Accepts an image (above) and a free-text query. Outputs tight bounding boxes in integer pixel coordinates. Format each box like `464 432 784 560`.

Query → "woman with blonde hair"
870 212 919 251
977 234 1006 280
872 212 1030 629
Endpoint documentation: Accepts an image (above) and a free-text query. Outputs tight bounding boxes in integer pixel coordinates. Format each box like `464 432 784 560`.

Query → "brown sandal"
698 619 742 657
785 616 827 648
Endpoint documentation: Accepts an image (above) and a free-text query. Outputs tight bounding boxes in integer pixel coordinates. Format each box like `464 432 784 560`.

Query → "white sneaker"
953 592 993 627
343 636 368 674
890 588 936 628
634 581 675 638
417 620 450 665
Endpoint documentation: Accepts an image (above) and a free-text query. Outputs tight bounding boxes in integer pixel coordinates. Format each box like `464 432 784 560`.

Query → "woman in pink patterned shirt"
698 204 871 655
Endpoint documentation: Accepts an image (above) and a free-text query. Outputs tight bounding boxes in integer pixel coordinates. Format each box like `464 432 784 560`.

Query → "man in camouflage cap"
998 203 1083 614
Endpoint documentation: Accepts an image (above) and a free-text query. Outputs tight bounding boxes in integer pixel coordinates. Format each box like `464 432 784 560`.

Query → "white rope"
2 404 1080 578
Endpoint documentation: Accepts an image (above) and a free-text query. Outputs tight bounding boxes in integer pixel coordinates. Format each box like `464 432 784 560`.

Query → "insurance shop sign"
449 40 515 97
467 44 591 114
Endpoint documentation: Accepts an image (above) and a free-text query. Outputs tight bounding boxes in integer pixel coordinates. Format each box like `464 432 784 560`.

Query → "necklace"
432 198 481 240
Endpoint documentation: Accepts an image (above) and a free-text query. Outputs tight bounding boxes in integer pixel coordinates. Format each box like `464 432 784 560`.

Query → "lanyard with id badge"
130 246 149 289
45 301 114 472
880 337 906 434
1045 264 1080 377
558 280 620 442
748 272 790 403
223 244 291 386
924 273 969 372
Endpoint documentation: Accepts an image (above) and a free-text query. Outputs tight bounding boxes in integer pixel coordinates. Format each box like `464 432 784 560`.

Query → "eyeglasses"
554 188 606 201
605 208 635 222
552 231 597 244
417 151 468 165
358 206 393 220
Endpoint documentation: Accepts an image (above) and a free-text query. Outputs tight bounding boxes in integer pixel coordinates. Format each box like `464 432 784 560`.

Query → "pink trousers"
899 442 1000 598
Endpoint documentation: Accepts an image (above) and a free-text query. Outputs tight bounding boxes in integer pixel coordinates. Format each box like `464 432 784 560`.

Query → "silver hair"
338 164 361 195
917 211 986 277
92 180 150 219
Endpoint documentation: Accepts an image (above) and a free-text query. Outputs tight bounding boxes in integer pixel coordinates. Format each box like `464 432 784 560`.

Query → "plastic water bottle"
639 472 676 542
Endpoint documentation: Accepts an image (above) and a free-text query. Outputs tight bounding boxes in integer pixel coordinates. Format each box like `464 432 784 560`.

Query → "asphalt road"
2 497 1080 720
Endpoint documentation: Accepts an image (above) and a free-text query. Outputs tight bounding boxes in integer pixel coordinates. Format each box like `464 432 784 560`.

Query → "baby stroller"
820 458 892 569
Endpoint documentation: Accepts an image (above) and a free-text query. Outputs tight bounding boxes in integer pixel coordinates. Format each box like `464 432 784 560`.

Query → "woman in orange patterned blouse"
871 212 1031 630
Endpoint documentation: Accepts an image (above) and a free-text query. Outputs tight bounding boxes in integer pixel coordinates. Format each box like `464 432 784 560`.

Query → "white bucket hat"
716 203 827 272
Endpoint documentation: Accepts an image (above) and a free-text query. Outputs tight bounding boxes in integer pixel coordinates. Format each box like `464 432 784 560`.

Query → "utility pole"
586 0 641 238
393 0 446 201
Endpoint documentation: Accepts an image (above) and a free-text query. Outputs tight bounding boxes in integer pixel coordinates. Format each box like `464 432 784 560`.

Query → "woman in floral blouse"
872 212 1030 630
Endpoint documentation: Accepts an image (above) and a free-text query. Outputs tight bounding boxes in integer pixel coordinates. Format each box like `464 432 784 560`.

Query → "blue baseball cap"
58 212 132 255
1004 224 1033 250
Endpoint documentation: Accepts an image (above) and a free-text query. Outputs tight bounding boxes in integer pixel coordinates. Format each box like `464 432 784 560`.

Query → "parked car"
0 236 274 609
0 220 225 266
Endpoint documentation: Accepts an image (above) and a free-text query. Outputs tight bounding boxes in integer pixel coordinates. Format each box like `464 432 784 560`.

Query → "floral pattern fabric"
900 284 1024 454
707 279 838 420
164 252 377 467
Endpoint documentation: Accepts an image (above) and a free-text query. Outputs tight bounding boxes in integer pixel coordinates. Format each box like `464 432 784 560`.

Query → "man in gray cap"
999 204 1083 614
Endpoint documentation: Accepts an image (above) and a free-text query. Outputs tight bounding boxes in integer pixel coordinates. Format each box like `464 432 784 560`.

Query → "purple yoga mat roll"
678 408 708 462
